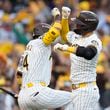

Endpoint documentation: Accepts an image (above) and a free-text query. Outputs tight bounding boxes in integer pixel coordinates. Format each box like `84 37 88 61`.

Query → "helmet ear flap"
32 28 40 39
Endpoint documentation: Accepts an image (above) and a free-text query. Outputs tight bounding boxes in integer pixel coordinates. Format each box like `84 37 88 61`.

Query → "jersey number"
23 55 28 71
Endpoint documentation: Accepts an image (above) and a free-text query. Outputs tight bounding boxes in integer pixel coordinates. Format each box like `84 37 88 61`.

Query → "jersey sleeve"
89 39 102 54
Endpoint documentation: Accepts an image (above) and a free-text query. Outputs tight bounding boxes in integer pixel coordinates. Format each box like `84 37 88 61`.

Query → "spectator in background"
3 0 13 14
13 0 27 12
96 29 110 109
0 0 4 16
0 14 17 43
78 1 90 11
0 52 15 110
0 53 8 110
13 20 30 45
103 68 110 109
96 51 108 109
56 74 71 92
35 0 52 23
97 0 110 35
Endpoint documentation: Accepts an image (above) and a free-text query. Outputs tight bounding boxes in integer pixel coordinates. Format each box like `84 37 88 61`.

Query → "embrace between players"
16 6 102 110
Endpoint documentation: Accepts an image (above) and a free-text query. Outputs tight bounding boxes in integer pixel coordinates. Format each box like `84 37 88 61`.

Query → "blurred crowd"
0 0 110 110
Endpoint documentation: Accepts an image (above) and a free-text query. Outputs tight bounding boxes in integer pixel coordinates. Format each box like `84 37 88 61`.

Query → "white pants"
18 84 73 110
72 83 100 110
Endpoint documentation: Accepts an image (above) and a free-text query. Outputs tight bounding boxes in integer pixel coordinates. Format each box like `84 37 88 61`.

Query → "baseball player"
16 8 73 110
54 7 102 110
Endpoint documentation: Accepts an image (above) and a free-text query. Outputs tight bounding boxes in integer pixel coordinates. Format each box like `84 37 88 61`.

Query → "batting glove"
51 7 60 17
62 6 71 19
54 43 69 51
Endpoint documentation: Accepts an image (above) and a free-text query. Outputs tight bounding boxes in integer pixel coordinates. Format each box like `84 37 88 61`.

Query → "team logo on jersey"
91 40 99 47
72 44 78 47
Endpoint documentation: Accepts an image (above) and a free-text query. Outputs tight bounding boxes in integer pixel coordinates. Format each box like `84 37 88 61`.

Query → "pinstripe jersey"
67 32 102 84
17 38 52 87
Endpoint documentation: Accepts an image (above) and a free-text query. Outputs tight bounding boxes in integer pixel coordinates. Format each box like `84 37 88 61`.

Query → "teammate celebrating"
54 7 102 110
17 8 73 110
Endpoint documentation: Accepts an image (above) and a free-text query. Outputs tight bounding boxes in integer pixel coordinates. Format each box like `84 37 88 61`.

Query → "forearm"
60 7 71 42
61 19 69 42
54 43 77 54
42 21 61 46
55 44 97 60
64 45 77 54
42 8 61 46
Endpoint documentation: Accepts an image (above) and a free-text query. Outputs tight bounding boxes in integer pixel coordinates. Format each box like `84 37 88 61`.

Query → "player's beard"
74 29 82 35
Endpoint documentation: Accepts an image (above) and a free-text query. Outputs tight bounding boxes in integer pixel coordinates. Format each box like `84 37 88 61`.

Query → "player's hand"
51 7 60 17
14 94 18 98
54 43 69 51
62 6 71 19
54 43 62 51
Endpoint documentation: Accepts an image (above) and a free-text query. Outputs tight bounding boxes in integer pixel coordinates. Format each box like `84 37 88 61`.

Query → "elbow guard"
42 22 62 46
76 46 97 60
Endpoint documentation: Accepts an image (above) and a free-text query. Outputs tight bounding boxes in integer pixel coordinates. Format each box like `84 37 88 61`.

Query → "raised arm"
42 8 62 46
60 7 71 42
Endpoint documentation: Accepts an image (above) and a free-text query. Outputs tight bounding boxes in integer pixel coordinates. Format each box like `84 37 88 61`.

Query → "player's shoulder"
28 38 43 46
90 33 102 45
88 32 102 51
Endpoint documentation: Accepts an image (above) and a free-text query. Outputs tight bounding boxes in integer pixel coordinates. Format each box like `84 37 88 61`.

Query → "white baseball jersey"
17 38 52 86
18 38 73 110
67 31 102 84
67 31 102 110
